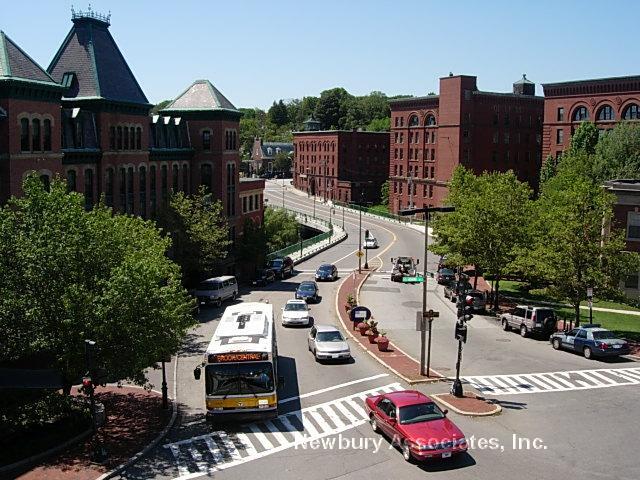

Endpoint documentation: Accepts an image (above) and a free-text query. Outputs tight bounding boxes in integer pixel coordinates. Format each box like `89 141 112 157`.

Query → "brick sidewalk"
336 270 442 383
17 386 171 480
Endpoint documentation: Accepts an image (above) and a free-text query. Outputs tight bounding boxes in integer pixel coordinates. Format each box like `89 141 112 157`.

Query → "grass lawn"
368 204 389 214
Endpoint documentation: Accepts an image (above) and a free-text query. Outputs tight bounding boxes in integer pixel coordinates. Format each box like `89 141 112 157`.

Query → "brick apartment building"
0 9 263 269
250 138 293 175
293 121 389 204
388 74 544 213
541 75 640 161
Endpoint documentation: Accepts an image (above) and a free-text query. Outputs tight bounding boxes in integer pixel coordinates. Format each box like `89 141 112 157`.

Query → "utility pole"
358 202 362 274
399 205 455 377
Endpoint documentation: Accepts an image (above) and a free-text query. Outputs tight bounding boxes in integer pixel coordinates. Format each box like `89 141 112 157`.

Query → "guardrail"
332 200 426 226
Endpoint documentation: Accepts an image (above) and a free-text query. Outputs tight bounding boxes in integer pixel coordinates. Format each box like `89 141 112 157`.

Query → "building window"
139 166 146 218
409 115 419 127
226 163 236 216
431 149 435 161
123 126 129 150
172 164 179 192
463 130 470 143
399 133 403 144
556 129 564 145
161 165 168 204
105 167 114 207
117 126 123 150
628 212 640 240
20 118 29 151
249 195 254 211
493 114 498 126
130 127 135 150
572 106 589 122
31 119 41 151
504 114 510 126
201 164 212 192
182 164 189 194
394 117 398 127
425 115 436 126
242 196 248 213
40 175 50 191
119 167 126 210
623 104 640 120
67 169 76 192
43 119 52 151
109 126 116 150
85 169 94 210
150 165 157 217
428 185 433 198
504 132 510 144
597 105 614 121
136 127 142 150
557 107 564 122
400 117 404 127
493 132 499 144
202 130 211 150
127 167 134 214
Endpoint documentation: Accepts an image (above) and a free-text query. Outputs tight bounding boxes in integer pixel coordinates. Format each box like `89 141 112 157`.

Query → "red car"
365 390 467 462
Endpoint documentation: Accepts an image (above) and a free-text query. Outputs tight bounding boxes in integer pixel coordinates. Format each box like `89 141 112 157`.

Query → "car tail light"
598 342 609 349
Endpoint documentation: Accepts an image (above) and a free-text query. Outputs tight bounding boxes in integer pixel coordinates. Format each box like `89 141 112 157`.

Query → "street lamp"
399 205 455 377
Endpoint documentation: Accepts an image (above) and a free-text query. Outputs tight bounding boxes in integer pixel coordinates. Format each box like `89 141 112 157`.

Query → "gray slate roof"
47 17 149 104
0 31 59 86
261 142 293 157
163 79 238 112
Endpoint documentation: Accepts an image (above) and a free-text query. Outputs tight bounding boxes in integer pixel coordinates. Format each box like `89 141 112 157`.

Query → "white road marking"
464 367 640 395
166 382 403 480
277 373 389 405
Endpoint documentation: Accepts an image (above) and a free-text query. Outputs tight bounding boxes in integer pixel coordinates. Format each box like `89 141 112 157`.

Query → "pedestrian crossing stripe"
165 382 403 480
463 367 640 396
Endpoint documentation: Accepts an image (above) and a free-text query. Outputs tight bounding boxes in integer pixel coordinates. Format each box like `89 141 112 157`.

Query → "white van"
195 276 238 307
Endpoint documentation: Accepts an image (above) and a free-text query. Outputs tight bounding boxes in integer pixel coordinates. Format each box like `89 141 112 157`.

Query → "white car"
282 299 311 326
308 325 351 361
364 236 378 249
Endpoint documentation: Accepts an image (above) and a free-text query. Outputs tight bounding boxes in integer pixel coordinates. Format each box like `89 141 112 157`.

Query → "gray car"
308 325 351 361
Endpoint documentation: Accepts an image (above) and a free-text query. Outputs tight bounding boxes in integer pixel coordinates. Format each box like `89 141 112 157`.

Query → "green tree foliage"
268 100 290 127
157 187 230 285
430 167 533 308
366 117 390 132
569 121 599 155
314 87 352 129
540 154 558 186
593 122 640 182
380 180 390 206
151 99 172 114
273 151 292 174
264 207 298 252
0 175 195 391
522 151 639 323
236 218 268 271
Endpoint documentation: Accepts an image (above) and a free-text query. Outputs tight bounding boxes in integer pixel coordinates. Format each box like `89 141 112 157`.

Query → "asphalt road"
117 180 640 480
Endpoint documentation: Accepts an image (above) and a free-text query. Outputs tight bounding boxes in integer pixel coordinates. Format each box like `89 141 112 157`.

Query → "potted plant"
365 320 379 344
345 294 357 313
377 331 390 351
357 322 369 336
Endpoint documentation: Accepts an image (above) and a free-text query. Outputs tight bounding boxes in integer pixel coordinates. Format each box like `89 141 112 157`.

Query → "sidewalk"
17 386 172 480
335 269 442 384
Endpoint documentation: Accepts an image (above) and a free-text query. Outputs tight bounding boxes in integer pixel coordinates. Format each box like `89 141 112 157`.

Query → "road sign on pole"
356 250 364 258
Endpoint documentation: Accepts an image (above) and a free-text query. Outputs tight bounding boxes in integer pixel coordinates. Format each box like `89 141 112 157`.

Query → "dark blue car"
550 324 630 359
296 281 319 303
315 264 338 282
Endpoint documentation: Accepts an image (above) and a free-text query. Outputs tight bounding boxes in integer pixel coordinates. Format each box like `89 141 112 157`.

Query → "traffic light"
365 229 369 238
457 294 474 323
82 376 94 395
455 321 468 343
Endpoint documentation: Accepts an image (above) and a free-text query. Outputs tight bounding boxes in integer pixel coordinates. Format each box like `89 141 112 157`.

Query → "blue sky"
3 0 639 109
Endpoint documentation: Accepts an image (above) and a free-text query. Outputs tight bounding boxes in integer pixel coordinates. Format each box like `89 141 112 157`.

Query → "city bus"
193 302 282 421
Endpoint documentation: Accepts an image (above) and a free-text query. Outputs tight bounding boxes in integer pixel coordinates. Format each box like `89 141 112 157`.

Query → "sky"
2 0 639 109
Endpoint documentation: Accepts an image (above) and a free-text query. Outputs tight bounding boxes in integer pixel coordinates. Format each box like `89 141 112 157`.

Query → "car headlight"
417 443 438 451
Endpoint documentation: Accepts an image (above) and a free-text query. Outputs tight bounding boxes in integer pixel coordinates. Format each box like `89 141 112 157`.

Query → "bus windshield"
205 362 274 396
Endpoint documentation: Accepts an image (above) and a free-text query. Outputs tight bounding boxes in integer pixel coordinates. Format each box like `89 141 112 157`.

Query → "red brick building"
388 74 544 213
293 128 389 204
542 75 640 161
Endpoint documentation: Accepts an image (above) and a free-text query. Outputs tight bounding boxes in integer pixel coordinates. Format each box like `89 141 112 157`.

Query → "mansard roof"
162 79 238 113
0 31 60 87
47 13 149 105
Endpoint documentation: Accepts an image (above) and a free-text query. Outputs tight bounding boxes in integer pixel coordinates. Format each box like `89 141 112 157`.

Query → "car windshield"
198 281 218 290
319 266 333 272
285 303 307 311
205 362 274 396
269 260 282 268
316 331 344 342
299 284 315 292
440 269 454 275
592 331 618 340
399 402 446 424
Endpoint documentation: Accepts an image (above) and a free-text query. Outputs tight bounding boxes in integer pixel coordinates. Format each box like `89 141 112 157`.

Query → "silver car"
308 325 351 361
282 299 311 327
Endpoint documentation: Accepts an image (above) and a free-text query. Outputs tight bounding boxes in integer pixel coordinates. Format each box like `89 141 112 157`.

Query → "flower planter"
345 304 351 313
357 323 369 336
366 332 379 344
377 337 390 351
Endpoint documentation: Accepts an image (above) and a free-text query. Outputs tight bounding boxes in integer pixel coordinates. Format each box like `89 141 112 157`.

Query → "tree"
593 122 640 182
366 117 390 132
273 151 292 174
380 180 390 206
523 151 639 324
430 167 533 309
264 207 298 252
157 187 230 286
539 154 558 185
569 121 599 155
0 175 195 392
314 87 352 129
268 100 289 127
236 218 268 273
151 99 172 114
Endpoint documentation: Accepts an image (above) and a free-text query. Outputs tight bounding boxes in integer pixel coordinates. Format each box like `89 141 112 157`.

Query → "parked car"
308 325 351 361
315 263 338 281
267 256 294 279
443 281 472 303
500 305 557 337
550 324 630 359
252 268 275 287
194 276 238 307
281 299 311 327
466 290 486 312
365 390 467 463
436 268 456 285
295 281 319 303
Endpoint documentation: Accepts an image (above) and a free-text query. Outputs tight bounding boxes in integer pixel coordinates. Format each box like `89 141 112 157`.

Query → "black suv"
267 256 294 279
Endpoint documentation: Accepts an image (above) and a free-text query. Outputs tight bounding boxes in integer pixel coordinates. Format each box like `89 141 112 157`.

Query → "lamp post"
399 206 455 377
358 199 363 274
161 357 169 410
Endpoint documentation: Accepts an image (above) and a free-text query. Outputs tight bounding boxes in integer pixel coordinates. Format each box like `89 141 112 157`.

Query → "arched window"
136 127 142 150
572 106 589 122
129 127 135 150
200 164 212 192
127 166 134 214
161 165 168 204
182 164 189 193
84 169 94 210
75 118 84 148
117 126 123 150
409 115 419 127
597 105 614 121
20 118 29 151
172 164 179 192
105 167 114 207
623 103 640 120
119 167 126 210
32 119 41 151
123 127 130 150
149 165 157 217
40 174 50 191
109 126 116 150
67 169 76 192
43 119 52 151
425 115 436 126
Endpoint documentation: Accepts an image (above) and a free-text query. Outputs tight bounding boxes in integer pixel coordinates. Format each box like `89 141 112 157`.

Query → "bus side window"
223 280 230 288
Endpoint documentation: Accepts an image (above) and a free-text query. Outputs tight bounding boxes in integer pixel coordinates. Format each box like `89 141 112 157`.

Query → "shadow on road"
486 398 528 410
417 451 477 472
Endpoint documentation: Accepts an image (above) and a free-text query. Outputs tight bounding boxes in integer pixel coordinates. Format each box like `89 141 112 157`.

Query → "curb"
97 356 179 480
431 393 502 417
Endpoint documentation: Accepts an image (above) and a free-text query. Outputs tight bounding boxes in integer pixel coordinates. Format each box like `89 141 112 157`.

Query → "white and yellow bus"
194 302 281 421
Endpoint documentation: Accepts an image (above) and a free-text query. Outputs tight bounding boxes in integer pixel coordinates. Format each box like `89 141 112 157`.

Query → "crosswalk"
165 382 402 480
464 367 640 396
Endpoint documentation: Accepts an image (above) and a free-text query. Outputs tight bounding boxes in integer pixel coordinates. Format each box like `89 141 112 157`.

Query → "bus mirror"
193 366 201 380
278 376 285 389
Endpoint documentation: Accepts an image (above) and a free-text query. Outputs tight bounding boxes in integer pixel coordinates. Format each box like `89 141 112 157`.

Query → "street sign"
424 309 440 319
402 275 424 283
350 306 372 322
587 287 593 298
356 250 364 258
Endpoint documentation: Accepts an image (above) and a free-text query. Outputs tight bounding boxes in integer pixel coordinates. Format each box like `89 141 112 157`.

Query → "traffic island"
431 393 502 417
335 269 443 384
16 386 172 480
